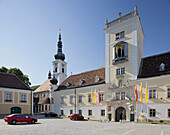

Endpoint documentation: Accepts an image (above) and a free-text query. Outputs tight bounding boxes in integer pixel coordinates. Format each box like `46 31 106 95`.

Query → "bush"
160 120 164 123
88 117 90 120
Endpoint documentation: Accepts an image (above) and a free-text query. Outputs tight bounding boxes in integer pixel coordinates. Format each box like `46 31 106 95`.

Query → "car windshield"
7 114 15 117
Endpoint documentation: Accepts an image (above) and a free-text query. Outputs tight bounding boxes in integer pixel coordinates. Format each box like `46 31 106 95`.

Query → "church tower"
52 29 67 85
105 6 144 85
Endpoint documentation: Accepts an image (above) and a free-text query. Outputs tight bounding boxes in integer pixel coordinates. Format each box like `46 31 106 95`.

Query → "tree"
0 66 8 73
0 67 31 86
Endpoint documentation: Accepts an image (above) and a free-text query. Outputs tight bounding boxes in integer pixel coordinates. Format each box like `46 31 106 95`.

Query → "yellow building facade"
0 72 32 115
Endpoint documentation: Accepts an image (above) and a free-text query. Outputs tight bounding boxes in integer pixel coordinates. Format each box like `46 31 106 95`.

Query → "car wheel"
11 120 17 125
31 119 36 124
70 118 72 120
7 122 11 124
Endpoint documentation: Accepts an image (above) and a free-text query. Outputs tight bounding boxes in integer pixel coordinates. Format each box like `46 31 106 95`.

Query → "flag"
91 89 93 103
140 82 142 102
135 84 138 102
146 82 148 102
98 89 100 103
93 89 96 103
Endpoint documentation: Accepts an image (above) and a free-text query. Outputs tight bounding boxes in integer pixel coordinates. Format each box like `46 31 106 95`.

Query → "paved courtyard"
0 117 170 135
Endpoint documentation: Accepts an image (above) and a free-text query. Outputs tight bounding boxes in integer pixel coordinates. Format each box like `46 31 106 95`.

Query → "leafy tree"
0 66 8 73
0 66 31 86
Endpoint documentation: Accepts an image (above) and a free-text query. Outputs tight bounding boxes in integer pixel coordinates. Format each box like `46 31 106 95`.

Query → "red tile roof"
56 67 105 90
0 72 31 90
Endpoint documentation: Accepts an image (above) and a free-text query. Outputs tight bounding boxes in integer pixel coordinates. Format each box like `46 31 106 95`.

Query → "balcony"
113 56 128 65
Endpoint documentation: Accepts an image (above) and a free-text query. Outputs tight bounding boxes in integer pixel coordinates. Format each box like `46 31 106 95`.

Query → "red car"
4 114 38 125
70 114 84 120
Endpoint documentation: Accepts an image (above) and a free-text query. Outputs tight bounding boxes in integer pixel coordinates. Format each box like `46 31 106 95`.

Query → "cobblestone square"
0 117 170 135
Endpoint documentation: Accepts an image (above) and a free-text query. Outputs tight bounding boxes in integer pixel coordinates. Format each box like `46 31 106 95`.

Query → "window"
150 109 156 117
62 64 64 67
88 110 92 116
95 76 99 82
116 69 120 75
70 96 73 104
61 110 64 115
61 97 64 104
100 93 104 101
149 90 156 99
79 95 82 102
79 79 83 85
70 110 73 115
168 109 170 117
101 110 105 116
116 92 120 100
55 67 57 72
79 110 82 115
167 89 170 98
121 67 125 74
116 92 125 100
21 94 26 101
42 105 44 111
160 63 165 71
45 105 47 111
113 42 128 64
116 68 125 75
62 68 64 73
88 94 91 102
121 92 125 100
115 31 124 40
66 82 70 87
6 93 12 101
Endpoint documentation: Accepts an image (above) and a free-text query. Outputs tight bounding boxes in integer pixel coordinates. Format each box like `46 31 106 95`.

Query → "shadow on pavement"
8 122 41 126
34 117 63 119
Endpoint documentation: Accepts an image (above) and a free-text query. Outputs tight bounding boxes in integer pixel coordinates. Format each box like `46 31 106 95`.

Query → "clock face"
55 63 58 66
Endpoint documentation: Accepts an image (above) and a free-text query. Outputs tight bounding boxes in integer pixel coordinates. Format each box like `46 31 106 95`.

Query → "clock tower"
52 29 67 85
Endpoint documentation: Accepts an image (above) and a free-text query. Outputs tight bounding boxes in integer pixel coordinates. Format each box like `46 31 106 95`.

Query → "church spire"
54 28 65 61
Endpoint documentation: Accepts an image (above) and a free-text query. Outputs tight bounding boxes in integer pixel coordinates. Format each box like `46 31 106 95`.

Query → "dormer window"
66 82 70 87
80 79 83 85
95 76 99 82
160 63 165 71
113 41 128 64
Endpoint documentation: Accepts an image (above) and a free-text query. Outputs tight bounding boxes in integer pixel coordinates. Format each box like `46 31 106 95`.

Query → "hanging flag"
91 89 93 103
93 89 96 103
140 82 142 102
135 84 138 102
98 89 100 103
146 82 148 102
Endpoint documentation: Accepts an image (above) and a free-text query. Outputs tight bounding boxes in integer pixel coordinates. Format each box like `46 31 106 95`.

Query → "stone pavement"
0 118 170 135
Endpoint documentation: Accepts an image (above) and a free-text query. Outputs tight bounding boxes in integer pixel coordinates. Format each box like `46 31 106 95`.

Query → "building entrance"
11 107 21 114
115 107 126 122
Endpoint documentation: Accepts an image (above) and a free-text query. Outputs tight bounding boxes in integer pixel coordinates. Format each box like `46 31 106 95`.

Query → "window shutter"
113 47 115 60
125 43 128 57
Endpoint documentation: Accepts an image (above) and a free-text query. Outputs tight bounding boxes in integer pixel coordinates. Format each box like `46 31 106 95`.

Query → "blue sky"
0 0 170 86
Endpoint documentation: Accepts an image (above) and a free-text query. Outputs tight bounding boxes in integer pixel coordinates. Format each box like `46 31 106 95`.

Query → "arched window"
55 67 57 72
113 41 128 64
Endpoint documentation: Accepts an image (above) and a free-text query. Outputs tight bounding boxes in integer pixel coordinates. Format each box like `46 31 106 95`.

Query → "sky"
0 0 170 86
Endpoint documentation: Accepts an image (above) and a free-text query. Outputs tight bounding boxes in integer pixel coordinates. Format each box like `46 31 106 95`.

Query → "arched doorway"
11 107 22 114
115 107 126 122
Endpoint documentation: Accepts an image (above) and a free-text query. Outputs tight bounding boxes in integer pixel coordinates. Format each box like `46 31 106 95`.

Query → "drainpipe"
75 89 76 113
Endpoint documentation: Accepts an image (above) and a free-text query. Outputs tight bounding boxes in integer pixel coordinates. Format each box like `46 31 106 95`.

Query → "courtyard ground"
0 117 170 135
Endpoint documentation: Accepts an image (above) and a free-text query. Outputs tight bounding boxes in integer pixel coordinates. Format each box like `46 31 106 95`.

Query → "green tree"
0 66 8 73
0 67 31 86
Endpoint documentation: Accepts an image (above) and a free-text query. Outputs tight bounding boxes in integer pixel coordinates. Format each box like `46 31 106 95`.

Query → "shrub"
160 120 164 123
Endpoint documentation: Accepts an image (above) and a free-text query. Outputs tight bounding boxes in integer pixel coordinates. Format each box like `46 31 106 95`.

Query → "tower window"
115 31 124 40
55 67 57 72
113 41 128 64
62 68 64 73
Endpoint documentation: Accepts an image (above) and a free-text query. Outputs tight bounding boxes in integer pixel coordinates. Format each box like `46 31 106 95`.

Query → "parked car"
70 114 84 120
4 114 38 125
44 112 58 117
